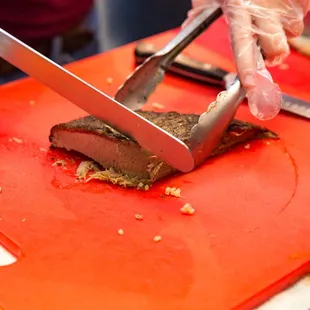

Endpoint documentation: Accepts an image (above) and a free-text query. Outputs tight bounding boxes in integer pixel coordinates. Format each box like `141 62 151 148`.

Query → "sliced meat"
49 110 277 187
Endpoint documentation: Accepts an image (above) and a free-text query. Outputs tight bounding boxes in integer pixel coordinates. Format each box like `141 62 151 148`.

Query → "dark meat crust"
49 111 276 146
49 111 200 143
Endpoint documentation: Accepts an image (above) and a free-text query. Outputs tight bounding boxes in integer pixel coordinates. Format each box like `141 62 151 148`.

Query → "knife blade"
0 28 195 173
135 42 310 120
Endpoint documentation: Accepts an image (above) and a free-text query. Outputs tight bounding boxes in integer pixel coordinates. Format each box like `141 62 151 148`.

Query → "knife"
0 28 195 173
135 42 310 119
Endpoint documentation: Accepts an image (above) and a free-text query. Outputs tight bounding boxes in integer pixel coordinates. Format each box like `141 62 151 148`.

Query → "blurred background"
1 0 309 84
0 0 191 84
96 0 191 51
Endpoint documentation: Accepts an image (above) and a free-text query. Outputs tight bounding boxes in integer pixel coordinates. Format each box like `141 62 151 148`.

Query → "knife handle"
134 42 229 88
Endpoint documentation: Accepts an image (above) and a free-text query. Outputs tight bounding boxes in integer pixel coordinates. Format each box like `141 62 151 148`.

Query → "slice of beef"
49 110 277 187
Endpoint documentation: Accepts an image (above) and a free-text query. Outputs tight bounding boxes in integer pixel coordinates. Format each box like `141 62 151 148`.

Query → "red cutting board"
1 19 310 310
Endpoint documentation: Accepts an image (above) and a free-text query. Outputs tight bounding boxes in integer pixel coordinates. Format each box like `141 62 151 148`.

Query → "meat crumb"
29 100 35 105
117 229 124 235
106 77 114 85
39 147 47 152
22 218 26 222
52 160 67 167
180 203 195 215
244 144 250 149
165 186 181 197
135 214 143 221
153 235 162 242
11 137 23 144
152 102 165 109
266 141 271 146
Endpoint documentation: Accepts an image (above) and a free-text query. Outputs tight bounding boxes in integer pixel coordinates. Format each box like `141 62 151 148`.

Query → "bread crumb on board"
153 235 162 242
152 102 165 109
9 137 23 144
244 143 250 150
106 77 114 85
117 229 124 235
165 186 181 197
180 203 195 215
135 214 143 221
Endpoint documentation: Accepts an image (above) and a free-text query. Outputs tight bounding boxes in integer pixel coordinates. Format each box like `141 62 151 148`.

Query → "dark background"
98 0 192 50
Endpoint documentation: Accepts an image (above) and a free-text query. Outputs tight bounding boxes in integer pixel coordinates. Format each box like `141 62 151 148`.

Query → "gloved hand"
183 0 310 120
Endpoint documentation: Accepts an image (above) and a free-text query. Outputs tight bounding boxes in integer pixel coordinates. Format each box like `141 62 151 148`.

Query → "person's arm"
184 0 310 120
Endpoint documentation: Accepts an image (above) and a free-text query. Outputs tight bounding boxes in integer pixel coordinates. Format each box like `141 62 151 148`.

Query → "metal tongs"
115 6 246 167
0 7 245 173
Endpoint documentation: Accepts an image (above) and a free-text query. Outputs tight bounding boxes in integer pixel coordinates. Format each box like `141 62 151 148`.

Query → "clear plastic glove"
183 0 310 120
